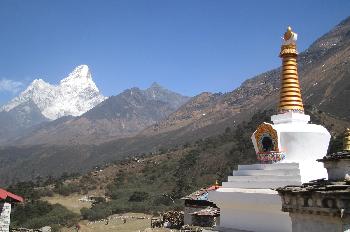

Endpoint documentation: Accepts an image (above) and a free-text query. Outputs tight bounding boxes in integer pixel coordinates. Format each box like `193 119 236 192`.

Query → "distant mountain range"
13 83 190 145
0 16 350 185
0 66 189 145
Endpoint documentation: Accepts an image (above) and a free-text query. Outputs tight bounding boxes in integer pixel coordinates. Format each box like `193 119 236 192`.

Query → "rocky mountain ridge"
1 65 106 120
0 65 189 145
12 83 190 145
141 17 350 137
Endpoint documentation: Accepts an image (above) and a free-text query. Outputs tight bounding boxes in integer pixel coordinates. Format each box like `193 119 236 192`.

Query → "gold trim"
280 93 302 98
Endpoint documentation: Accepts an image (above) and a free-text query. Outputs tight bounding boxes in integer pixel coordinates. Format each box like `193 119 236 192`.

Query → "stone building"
277 129 350 232
208 27 331 232
0 188 23 232
183 184 220 227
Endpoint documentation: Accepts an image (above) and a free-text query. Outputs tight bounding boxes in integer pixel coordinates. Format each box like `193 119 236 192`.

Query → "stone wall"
290 213 343 232
0 202 11 232
184 206 198 225
323 159 350 180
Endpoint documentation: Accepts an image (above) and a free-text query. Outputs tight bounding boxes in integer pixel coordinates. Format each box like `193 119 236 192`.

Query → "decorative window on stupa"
254 123 279 153
261 136 274 152
254 123 285 162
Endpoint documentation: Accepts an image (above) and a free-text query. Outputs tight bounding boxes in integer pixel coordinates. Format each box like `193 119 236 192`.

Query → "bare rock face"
142 92 222 135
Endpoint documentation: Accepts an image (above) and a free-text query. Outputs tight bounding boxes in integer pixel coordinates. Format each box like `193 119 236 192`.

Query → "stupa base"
208 163 300 232
209 188 292 232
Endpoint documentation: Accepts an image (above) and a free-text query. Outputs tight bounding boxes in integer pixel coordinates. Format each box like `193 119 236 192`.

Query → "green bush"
7 181 41 201
23 204 79 228
54 183 80 196
11 201 79 229
37 188 54 197
91 196 106 206
80 204 112 221
129 191 149 202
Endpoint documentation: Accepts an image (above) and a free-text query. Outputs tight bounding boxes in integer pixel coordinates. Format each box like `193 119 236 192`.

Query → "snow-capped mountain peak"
1 79 55 114
1 65 106 120
30 78 50 86
24 79 53 92
60 65 92 83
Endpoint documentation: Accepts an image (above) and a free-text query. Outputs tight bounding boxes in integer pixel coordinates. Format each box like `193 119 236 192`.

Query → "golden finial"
284 26 293 41
278 26 304 114
343 128 350 152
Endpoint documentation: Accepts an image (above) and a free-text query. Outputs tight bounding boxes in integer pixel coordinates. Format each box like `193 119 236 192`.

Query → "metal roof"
0 188 24 202
182 185 220 201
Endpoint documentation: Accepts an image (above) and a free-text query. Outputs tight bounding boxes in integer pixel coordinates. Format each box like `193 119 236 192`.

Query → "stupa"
252 26 330 182
209 27 331 232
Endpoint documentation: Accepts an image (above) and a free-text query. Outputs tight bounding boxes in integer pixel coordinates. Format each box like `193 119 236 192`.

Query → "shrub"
54 183 80 196
80 204 112 221
11 201 79 229
128 191 149 202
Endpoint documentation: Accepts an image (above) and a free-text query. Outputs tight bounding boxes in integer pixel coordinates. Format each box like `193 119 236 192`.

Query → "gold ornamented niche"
254 123 279 153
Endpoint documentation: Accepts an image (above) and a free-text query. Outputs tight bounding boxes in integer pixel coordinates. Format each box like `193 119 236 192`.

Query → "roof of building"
276 179 350 194
0 188 24 202
318 129 350 162
190 206 220 216
182 185 220 201
317 151 350 162
276 179 350 217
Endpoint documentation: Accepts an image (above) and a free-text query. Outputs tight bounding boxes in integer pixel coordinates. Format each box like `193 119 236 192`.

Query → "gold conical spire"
343 128 350 152
278 26 304 114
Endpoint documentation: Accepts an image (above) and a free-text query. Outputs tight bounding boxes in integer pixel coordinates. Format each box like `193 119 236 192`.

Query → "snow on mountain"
1 65 106 120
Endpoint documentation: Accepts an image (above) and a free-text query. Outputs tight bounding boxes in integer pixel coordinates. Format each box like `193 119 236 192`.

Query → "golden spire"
278 26 304 114
343 128 350 152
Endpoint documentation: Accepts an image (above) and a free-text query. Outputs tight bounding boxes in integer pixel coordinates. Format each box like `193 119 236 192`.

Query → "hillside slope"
141 17 350 137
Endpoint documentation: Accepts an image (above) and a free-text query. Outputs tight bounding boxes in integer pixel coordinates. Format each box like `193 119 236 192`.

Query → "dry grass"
60 213 175 232
41 195 175 232
42 194 91 214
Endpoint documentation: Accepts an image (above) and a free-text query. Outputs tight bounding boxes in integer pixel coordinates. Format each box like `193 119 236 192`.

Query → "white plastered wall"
209 189 292 232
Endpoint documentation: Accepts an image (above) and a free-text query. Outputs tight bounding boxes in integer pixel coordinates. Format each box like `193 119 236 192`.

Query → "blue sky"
0 0 349 105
